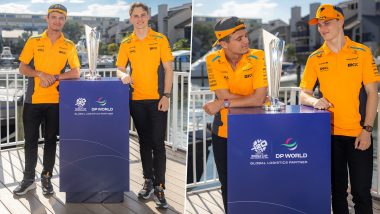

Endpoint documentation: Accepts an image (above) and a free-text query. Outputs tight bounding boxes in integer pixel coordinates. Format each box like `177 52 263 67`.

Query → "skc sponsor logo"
74 98 87 112
281 138 298 151
96 97 107 106
250 139 269 160
251 139 267 154
75 98 86 107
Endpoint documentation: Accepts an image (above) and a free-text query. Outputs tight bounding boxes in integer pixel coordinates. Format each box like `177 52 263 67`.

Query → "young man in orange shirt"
300 4 379 213
13 4 80 196
203 17 268 212
116 2 173 209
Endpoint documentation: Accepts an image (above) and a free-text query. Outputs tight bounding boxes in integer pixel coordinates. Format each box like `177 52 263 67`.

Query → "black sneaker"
154 184 168 209
41 172 54 195
138 179 154 199
13 180 36 196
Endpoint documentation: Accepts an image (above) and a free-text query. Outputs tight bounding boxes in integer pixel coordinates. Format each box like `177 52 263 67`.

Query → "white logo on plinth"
250 139 269 159
75 98 87 112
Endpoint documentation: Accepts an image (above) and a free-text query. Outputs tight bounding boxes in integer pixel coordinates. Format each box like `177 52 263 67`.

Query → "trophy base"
263 104 286 111
84 73 101 80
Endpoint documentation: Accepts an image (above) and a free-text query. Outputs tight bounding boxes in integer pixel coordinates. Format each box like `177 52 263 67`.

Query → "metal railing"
169 72 189 150
187 90 216 189
187 88 380 197
0 68 189 151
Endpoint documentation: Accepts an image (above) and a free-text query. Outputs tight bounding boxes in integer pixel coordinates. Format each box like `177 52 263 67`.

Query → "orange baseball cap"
308 4 344 25
48 4 67 16
213 17 246 47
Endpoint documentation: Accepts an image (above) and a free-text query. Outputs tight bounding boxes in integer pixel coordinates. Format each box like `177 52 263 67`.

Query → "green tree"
63 20 84 43
107 43 118 55
173 38 190 51
99 42 108 55
285 44 296 62
13 37 26 54
192 22 215 62
21 32 31 42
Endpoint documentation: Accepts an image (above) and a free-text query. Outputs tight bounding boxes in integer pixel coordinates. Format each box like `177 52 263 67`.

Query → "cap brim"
308 18 318 25
309 17 342 25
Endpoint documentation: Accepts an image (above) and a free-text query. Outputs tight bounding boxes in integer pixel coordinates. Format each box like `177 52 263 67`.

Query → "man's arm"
158 61 173 111
363 82 378 129
228 87 267 107
162 61 173 95
117 66 133 84
203 87 267 115
57 67 80 80
19 62 55 87
355 82 378 150
213 89 243 100
300 89 332 110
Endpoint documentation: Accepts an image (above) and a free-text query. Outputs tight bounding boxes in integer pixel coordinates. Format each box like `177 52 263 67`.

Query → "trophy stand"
84 25 101 80
262 30 285 111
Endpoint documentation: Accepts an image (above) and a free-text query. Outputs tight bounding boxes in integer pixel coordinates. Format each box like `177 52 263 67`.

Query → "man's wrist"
218 99 224 109
37 71 42 77
312 98 319 108
163 92 171 98
54 74 60 80
223 99 230 108
121 73 129 80
362 125 373 133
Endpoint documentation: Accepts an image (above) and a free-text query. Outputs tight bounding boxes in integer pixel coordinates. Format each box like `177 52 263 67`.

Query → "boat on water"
0 47 16 66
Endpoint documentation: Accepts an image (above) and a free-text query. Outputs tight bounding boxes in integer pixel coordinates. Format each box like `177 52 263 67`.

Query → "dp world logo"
281 138 298 151
251 139 268 154
96 97 107 106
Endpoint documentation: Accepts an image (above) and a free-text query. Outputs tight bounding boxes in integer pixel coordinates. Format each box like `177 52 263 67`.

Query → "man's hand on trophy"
39 72 56 88
203 99 224 115
121 73 133 85
312 97 333 110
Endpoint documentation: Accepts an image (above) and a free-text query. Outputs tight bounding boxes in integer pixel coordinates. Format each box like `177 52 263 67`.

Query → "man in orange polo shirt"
13 4 80 196
203 16 268 212
116 2 173 209
300 4 379 213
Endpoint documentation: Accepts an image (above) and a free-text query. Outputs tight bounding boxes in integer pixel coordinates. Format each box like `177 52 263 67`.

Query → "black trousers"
130 100 167 187
331 135 373 214
23 103 59 180
212 133 228 212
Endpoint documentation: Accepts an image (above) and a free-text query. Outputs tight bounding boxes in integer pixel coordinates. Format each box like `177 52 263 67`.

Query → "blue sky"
0 0 191 21
194 0 341 23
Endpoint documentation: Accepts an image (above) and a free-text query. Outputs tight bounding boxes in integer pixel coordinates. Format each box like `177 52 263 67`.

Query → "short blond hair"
129 2 149 16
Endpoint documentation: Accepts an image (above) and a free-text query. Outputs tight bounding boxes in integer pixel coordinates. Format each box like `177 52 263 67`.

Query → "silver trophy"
84 25 101 80
263 29 285 111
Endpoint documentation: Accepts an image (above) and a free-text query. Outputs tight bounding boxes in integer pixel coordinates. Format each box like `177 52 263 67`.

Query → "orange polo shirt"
206 48 268 138
19 31 80 104
300 37 380 137
116 28 173 100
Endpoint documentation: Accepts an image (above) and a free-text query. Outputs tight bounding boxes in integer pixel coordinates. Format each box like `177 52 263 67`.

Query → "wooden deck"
0 137 186 214
186 187 380 214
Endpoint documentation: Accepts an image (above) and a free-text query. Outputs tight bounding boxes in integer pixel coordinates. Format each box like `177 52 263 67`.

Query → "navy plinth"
59 78 130 203
228 105 331 213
